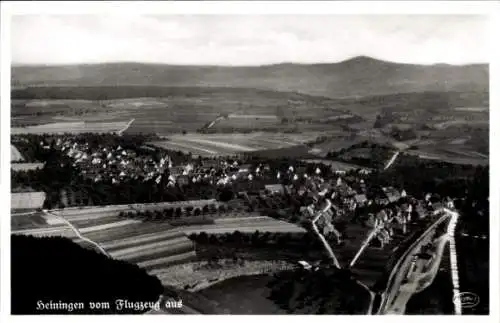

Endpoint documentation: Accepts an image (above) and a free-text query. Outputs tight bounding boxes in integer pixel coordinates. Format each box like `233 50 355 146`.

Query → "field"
301 159 362 171
11 145 24 162
11 163 45 171
403 132 489 166
11 192 46 210
11 121 129 135
149 132 321 157
12 204 305 287
10 87 489 165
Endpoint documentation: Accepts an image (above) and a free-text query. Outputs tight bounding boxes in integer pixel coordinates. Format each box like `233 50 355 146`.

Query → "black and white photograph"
1 1 498 319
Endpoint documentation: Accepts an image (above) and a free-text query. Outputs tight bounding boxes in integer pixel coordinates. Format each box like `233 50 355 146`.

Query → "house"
354 194 368 205
298 260 312 270
444 197 455 209
169 166 184 179
382 186 401 203
376 198 390 205
202 159 219 168
335 183 356 198
176 175 190 187
238 164 252 173
431 202 445 215
265 184 285 195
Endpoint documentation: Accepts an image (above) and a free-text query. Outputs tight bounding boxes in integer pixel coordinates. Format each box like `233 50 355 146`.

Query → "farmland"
10 86 488 166
11 121 129 135
12 204 305 288
12 88 357 135
11 145 24 161
11 163 45 171
11 192 46 210
149 132 322 157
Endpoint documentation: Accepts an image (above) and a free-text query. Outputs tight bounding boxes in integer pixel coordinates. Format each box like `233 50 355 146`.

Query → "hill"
11 56 488 98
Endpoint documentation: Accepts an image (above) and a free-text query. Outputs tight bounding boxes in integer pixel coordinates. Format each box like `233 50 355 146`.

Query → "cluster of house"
291 170 456 249
50 138 278 188
165 160 263 187
53 138 173 184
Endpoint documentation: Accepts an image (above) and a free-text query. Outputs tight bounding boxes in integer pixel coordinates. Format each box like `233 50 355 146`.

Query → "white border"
1 2 499 323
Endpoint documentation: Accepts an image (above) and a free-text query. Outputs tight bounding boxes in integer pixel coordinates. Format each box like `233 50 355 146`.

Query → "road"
117 118 136 135
444 208 462 315
383 151 400 170
386 234 450 314
42 210 111 257
377 209 458 315
311 201 341 269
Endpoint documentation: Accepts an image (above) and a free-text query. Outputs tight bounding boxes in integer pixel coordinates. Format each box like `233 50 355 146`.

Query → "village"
12 134 456 253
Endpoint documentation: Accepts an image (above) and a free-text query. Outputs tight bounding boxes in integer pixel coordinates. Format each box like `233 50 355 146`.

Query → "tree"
11 235 162 314
164 208 174 220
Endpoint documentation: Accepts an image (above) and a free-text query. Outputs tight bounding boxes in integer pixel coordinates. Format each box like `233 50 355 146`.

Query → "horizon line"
11 55 489 68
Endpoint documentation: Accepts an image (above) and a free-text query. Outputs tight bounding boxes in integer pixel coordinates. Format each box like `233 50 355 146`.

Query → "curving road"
42 210 111 257
376 209 458 314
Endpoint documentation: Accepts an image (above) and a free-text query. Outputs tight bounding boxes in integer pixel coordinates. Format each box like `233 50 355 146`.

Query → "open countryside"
10 15 489 315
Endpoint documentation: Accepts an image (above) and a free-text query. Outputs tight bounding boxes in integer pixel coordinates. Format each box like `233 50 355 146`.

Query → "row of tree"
117 203 242 221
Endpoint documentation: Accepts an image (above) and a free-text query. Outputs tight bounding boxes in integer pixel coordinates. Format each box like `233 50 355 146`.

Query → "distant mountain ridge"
11 56 489 98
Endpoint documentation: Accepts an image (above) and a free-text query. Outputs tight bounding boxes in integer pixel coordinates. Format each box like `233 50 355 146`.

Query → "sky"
11 15 489 66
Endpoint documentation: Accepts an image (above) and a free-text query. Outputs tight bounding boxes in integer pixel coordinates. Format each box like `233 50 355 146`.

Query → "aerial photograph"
9 13 489 315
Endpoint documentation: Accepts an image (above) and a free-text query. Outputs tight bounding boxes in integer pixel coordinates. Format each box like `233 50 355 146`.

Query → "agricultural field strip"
74 217 300 241
109 237 192 258
11 121 128 134
213 216 270 223
11 226 74 235
11 145 24 161
205 134 304 147
252 138 299 147
176 138 255 152
113 242 194 263
100 230 187 250
152 141 218 155
78 219 141 234
228 114 279 119
63 212 126 223
11 163 45 171
177 138 267 151
22 230 78 239
83 222 176 243
137 251 197 269
69 216 132 229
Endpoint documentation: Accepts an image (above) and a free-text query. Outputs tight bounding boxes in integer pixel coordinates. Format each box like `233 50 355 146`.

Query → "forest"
11 235 163 314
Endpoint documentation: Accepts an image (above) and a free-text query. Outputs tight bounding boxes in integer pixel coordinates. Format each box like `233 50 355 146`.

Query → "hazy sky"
11 15 489 65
